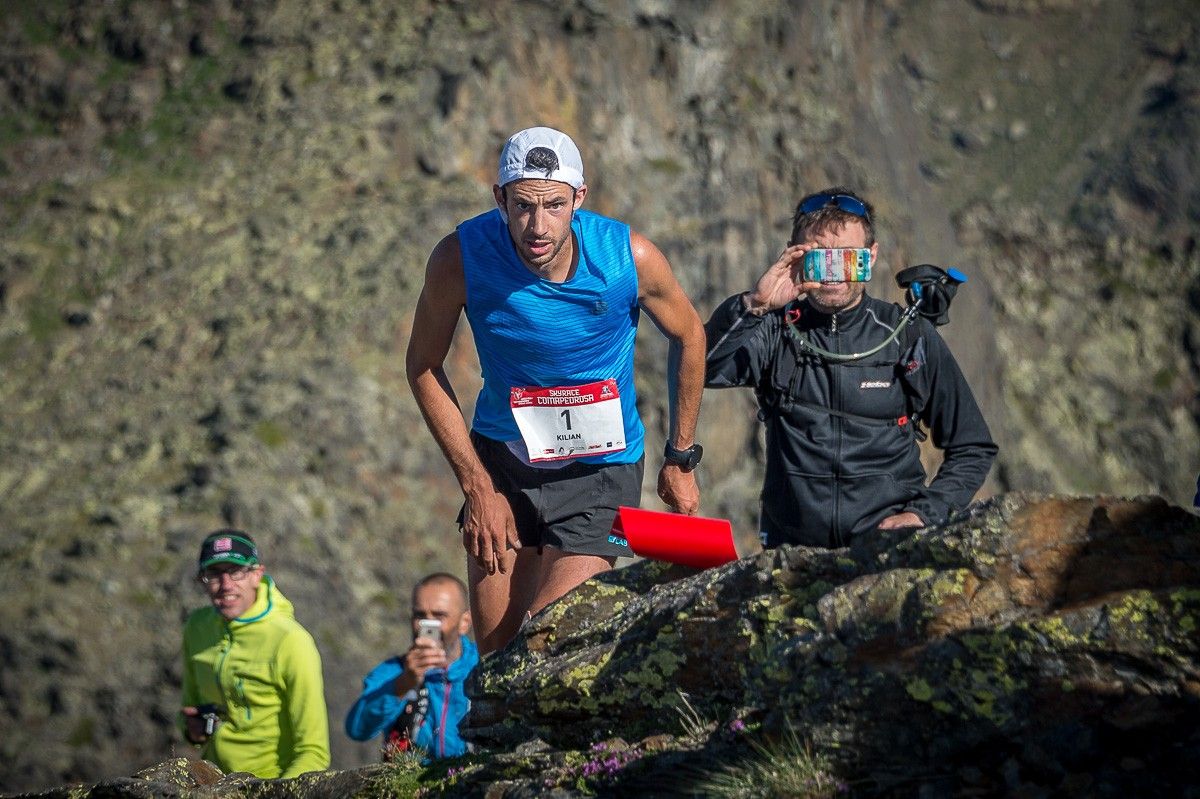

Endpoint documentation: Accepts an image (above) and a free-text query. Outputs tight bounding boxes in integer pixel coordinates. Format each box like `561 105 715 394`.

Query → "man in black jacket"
705 188 997 549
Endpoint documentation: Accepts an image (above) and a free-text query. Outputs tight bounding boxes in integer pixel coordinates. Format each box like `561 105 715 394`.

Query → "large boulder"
467 493 1200 795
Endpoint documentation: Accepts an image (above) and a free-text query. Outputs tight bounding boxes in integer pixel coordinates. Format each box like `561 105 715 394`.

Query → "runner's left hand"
657 464 699 515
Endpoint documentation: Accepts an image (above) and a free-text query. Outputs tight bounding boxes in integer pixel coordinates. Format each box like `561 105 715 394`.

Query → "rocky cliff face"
1 0 1197 792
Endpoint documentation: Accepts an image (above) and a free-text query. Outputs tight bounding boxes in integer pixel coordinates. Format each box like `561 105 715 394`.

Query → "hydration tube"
786 295 923 362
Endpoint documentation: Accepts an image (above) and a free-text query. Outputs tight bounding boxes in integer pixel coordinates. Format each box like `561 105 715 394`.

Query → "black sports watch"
663 442 703 472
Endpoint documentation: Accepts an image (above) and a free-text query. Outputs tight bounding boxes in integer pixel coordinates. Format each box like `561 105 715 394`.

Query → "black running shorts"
462 431 644 558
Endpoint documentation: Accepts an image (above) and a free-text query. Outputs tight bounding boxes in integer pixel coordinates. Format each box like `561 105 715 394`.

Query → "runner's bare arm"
405 233 520 573
631 230 705 515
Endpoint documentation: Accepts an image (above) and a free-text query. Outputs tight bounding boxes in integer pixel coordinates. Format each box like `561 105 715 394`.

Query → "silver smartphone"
416 618 442 645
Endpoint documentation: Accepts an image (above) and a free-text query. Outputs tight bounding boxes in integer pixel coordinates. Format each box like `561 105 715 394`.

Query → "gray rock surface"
461 494 1200 795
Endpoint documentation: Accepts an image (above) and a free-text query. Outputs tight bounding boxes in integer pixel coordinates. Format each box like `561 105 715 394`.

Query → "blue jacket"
344 638 478 759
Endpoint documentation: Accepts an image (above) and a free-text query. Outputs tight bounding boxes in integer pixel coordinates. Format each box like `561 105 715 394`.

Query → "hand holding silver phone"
416 618 442 646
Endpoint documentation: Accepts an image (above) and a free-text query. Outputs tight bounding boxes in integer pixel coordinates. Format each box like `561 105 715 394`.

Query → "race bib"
510 379 626 462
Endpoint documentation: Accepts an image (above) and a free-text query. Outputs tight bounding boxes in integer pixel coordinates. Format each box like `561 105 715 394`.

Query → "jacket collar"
230 576 274 626
800 292 872 328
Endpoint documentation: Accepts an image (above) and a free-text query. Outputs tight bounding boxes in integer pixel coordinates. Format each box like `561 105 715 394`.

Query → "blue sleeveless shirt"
458 208 644 465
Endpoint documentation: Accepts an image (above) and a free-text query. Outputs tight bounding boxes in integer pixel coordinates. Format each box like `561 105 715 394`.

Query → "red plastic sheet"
611 506 738 569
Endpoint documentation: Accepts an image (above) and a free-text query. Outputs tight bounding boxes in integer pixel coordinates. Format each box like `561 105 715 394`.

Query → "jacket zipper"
830 311 843 547
438 681 452 757
237 678 251 720
215 630 231 702
211 628 232 740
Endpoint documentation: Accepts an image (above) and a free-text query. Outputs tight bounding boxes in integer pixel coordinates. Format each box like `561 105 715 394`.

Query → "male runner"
406 127 706 653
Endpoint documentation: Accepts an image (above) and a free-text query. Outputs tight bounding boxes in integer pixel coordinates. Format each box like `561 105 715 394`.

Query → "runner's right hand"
461 485 521 574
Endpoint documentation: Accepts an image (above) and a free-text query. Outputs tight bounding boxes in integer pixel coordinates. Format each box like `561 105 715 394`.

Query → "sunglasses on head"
798 193 869 219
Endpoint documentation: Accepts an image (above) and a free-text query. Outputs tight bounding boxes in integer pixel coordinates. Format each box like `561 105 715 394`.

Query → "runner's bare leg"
528 547 616 618
468 546 540 655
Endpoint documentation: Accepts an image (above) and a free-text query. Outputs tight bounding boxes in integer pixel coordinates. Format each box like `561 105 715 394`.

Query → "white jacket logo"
860 380 892 389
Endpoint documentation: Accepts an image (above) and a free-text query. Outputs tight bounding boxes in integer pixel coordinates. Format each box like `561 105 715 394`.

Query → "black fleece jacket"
705 291 997 548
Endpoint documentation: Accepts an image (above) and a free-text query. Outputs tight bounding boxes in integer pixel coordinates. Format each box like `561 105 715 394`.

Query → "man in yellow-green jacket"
179 530 330 778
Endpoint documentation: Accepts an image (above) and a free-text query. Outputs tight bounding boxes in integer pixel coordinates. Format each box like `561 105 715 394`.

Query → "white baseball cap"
497 127 585 189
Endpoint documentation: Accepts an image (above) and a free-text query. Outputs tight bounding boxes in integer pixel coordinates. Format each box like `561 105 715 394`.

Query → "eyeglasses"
199 565 254 585
798 193 869 219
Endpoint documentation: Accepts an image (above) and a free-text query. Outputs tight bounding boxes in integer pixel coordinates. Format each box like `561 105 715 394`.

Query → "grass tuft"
366 750 425 797
697 722 848 798
674 690 714 741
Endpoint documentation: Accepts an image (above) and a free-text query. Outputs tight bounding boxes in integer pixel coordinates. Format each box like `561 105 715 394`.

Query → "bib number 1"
510 379 626 462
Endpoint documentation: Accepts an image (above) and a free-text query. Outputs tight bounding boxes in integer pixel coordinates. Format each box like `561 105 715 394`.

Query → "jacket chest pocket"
230 660 275 717
840 364 906 419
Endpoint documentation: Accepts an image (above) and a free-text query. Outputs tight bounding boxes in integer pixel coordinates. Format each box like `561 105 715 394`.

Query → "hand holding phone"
182 704 221 744
416 618 442 647
802 248 872 283
403 619 448 687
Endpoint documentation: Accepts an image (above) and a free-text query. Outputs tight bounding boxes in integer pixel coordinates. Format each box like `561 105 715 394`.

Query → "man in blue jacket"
345 573 477 760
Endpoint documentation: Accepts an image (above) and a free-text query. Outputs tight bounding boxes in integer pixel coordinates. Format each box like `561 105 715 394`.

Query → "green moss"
1028 615 1086 647
97 57 138 91
26 295 66 342
531 631 693 716
645 157 684 175
802 580 834 602
9 0 60 46
623 644 685 698
104 53 236 179
370 590 400 610
309 496 328 520
940 630 1028 725
1152 368 1175 391
749 594 801 632
0 112 56 146
1171 589 1200 617
1107 591 1163 645
253 420 288 448
749 630 798 689
927 568 970 603
67 716 96 747
562 651 612 700
130 589 160 607
906 678 934 702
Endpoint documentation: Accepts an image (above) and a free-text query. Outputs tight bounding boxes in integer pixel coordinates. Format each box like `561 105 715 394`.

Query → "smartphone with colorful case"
801 248 872 282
